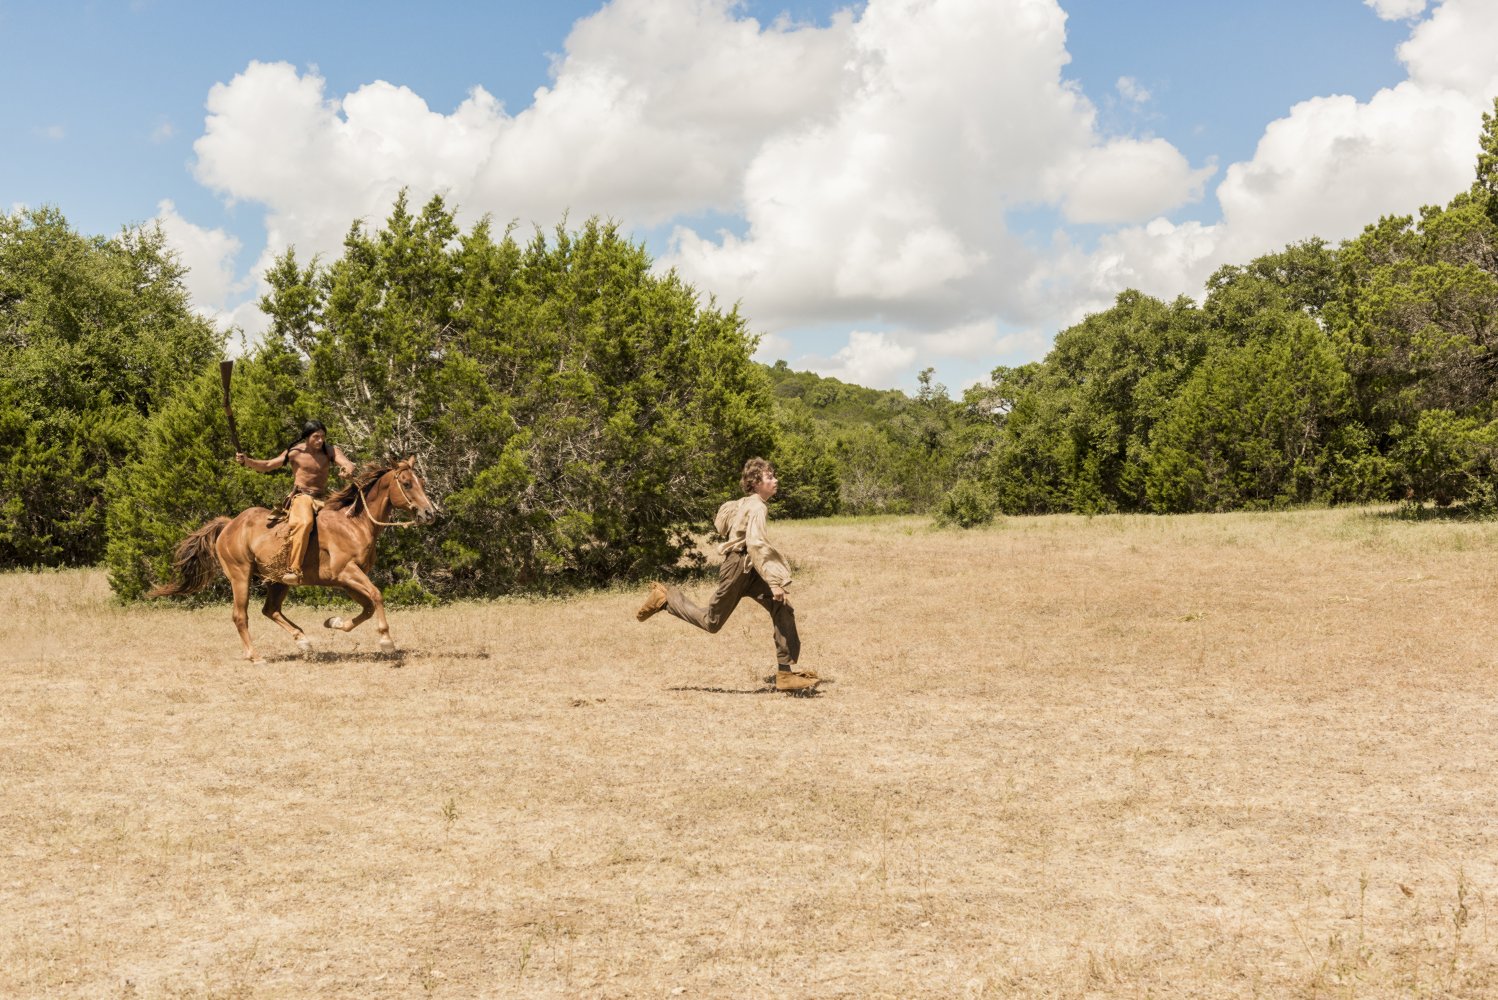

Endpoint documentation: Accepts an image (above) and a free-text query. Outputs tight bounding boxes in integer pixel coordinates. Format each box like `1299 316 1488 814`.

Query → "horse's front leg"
261 583 312 654
229 573 262 664
322 564 394 652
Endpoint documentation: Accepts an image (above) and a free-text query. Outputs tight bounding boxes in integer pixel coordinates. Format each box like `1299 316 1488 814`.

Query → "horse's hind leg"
261 583 311 654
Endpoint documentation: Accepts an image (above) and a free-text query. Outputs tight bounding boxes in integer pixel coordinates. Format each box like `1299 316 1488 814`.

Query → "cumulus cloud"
1051 137 1214 224
192 63 505 280
752 330 792 363
175 0 1497 390
1054 0 1498 321
659 0 1211 341
183 0 1211 387
190 2 854 278
153 199 243 323
908 317 1048 366
814 331 918 389
1397 0 1498 93
1116 76 1151 103
918 318 1009 360
1365 0 1427 20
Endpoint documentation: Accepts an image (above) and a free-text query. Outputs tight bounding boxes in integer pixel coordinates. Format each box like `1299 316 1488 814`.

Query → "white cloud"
153 199 243 321
185 2 860 328
660 0 1206 334
37 124 64 141
1116 76 1151 103
752 331 792 363
190 1 855 270
192 62 506 281
1397 0 1498 93
908 317 1047 365
150 120 175 143
1038 218 1220 325
796 320 1046 389
1057 0 1498 319
918 318 1008 360
1365 0 1427 20
814 330 918 388
1051 137 1214 224
180 0 1211 386
176 0 1498 391
1212 86 1477 254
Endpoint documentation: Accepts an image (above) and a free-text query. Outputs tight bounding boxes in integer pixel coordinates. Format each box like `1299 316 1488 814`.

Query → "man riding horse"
151 455 437 662
235 420 356 585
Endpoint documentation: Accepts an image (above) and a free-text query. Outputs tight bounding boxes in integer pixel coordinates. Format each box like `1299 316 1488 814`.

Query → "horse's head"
386 458 438 524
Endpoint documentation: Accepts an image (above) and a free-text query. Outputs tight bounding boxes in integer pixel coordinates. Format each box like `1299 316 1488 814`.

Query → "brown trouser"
284 493 324 578
665 550 800 667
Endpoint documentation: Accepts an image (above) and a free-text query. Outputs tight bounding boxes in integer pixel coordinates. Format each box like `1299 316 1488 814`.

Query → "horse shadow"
263 648 493 666
265 649 406 666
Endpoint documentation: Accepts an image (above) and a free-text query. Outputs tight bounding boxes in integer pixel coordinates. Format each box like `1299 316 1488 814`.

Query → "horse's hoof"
378 638 396 653
324 616 345 630
251 657 266 666
296 638 313 654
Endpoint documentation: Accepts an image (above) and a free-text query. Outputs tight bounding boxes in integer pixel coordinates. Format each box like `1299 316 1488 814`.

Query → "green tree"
1145 314 1381 511
0 207 221 567
107 196 774 598
972 291 1212 514
765 398 842 518
1475 95 1498 221
1388 409 1498 509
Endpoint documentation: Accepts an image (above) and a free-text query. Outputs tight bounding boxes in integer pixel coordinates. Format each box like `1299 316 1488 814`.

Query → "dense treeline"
0 208 223 566
4 102 1498 591
105 195 773 600
948 100 1498 523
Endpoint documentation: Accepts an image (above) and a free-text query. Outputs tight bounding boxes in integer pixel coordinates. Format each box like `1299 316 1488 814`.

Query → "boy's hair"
740 457 775 494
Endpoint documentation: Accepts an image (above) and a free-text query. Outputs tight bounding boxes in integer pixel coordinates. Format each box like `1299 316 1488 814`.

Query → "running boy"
636 457 816 691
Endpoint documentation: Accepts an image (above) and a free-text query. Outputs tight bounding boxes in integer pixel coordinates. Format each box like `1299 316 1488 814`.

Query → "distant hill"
762 359 915 428
759 360 965 518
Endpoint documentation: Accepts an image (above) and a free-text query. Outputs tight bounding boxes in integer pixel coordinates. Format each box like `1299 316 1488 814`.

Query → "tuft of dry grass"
3 506 1498 998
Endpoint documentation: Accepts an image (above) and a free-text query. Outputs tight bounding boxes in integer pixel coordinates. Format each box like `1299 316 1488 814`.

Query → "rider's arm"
332 445 356 478
235 449 288 473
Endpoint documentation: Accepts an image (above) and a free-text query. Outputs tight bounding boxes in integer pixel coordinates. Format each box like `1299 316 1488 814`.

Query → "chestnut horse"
150 459 438 663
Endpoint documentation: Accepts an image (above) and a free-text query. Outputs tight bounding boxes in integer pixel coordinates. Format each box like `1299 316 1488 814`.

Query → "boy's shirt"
715 494 792 589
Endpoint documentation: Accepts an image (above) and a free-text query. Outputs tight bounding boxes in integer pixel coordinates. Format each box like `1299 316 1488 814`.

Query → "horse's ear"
401 455 415 469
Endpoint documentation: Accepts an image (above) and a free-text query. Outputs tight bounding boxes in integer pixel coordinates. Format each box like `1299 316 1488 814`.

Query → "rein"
354 473 420 528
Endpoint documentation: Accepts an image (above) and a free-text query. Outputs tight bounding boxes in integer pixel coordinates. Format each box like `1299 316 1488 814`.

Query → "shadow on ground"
1366 503 1490 523
263 648 492 665
666 679 830 698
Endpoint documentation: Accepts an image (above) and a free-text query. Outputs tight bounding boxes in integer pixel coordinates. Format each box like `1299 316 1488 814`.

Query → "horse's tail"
147 517 231 598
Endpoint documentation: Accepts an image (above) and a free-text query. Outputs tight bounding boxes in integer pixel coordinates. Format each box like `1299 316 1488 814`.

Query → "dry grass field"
5 507 1498 998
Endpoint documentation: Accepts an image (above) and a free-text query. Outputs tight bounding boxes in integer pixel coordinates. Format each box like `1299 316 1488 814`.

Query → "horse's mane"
325 463 399 514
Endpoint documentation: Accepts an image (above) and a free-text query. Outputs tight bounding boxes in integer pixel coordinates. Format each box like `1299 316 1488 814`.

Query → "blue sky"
3 0 1492 392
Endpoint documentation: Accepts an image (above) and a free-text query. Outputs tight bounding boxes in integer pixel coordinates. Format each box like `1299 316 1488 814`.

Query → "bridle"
354 469 422 528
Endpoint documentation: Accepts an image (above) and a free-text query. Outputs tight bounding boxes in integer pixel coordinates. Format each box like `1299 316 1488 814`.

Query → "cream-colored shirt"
716 494 791 589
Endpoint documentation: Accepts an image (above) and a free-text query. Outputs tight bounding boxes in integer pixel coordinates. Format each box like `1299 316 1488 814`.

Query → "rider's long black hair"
281 419 336 460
